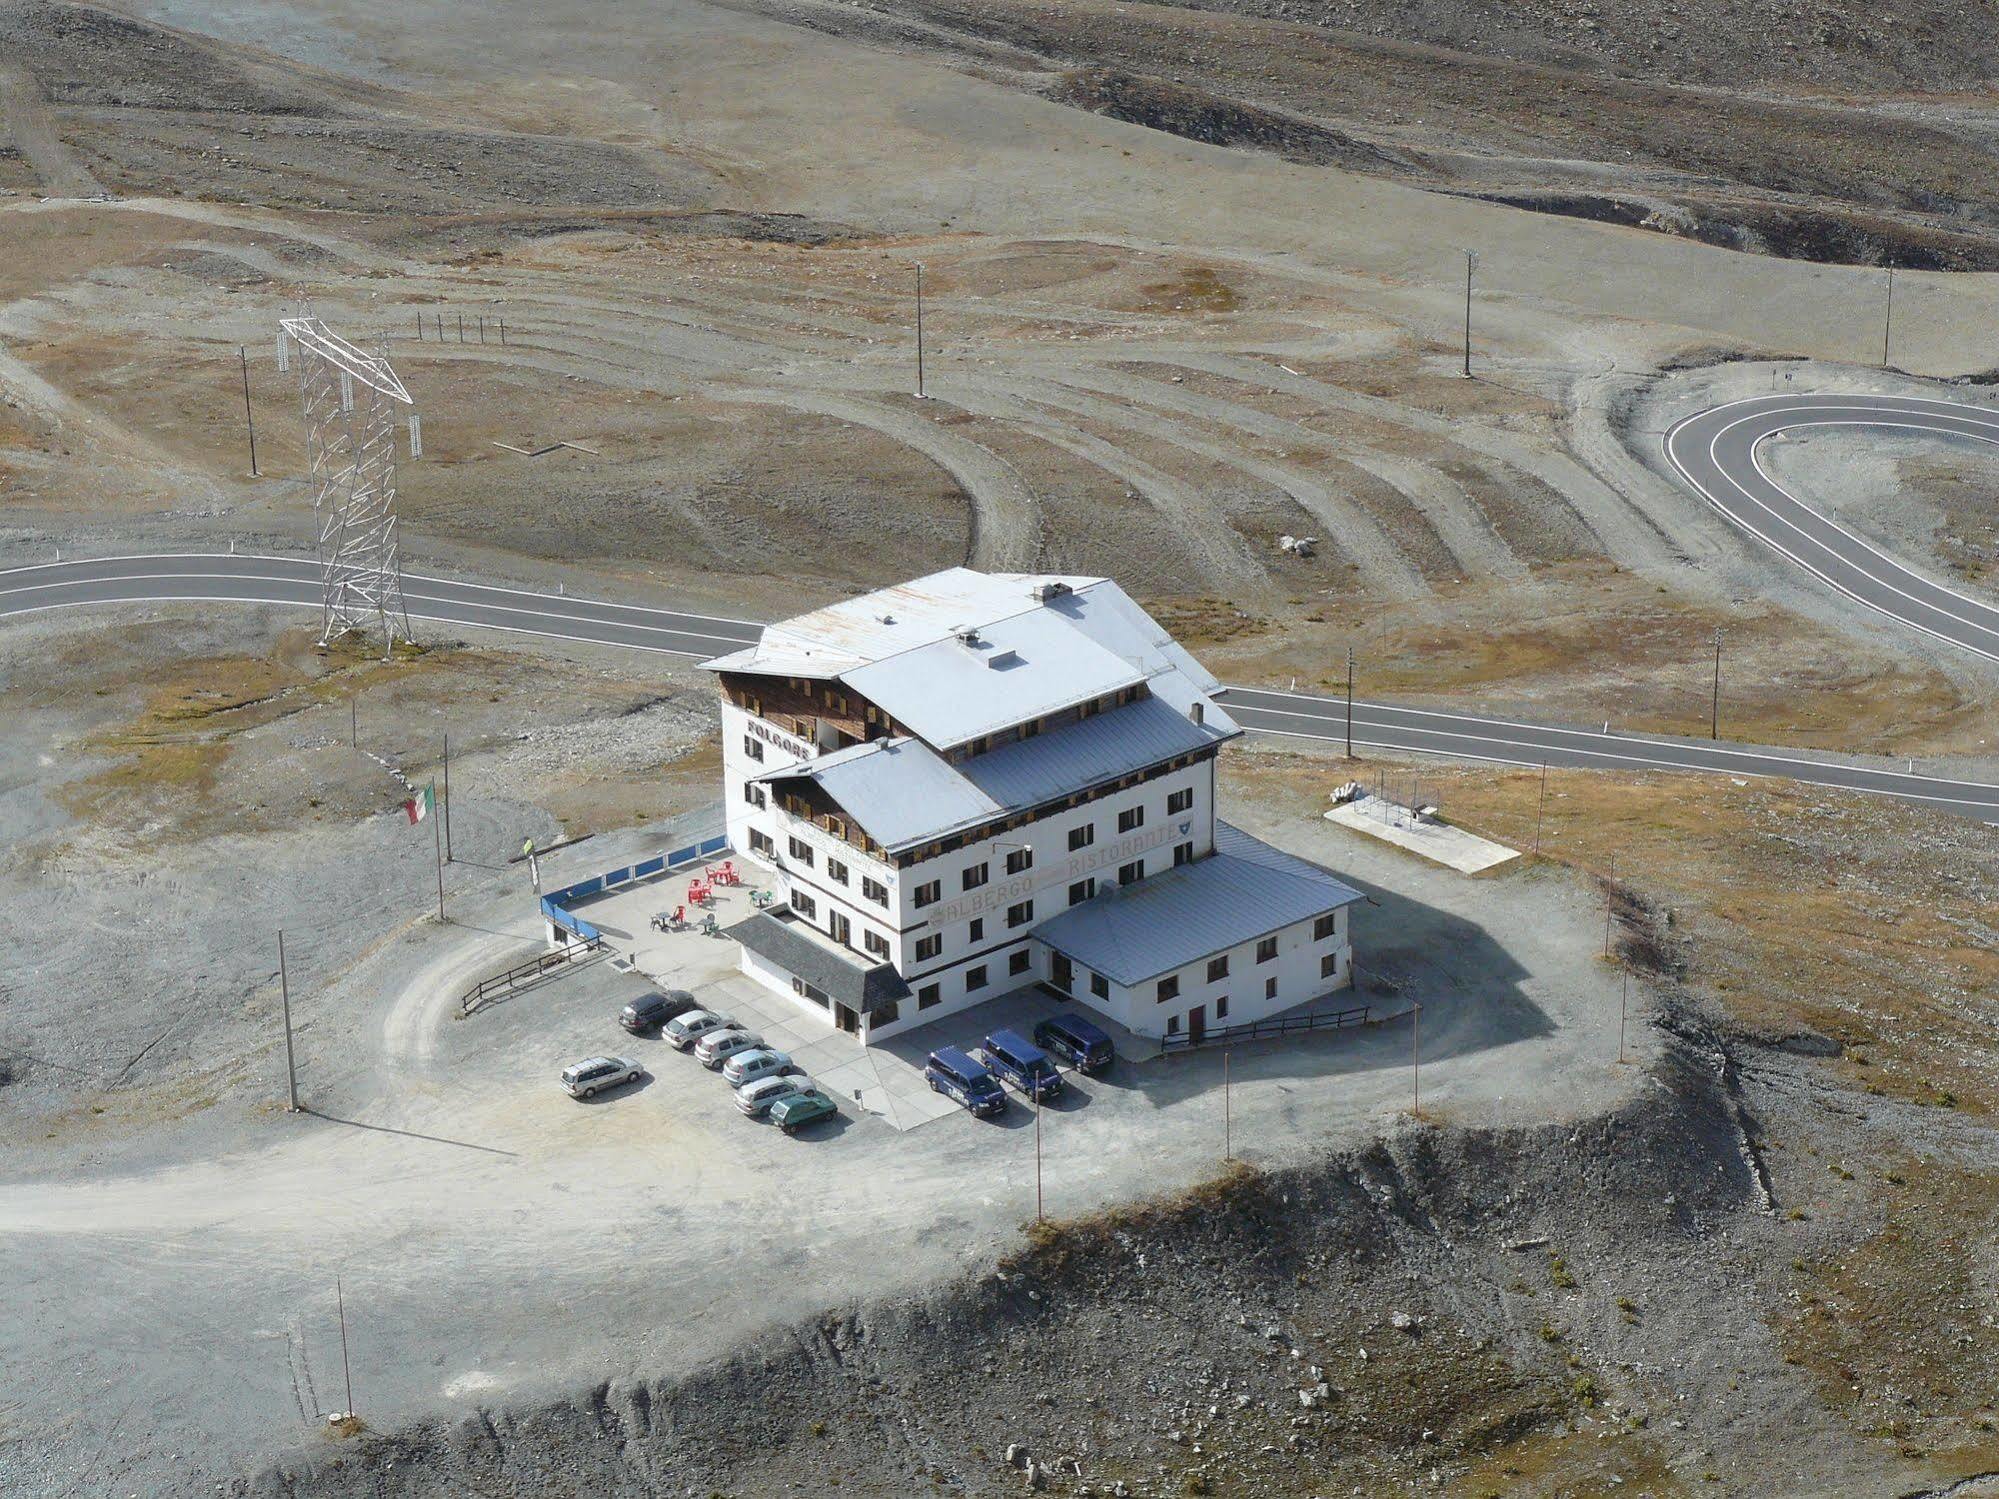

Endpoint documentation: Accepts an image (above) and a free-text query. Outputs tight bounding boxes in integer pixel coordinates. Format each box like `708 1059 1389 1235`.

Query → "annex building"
701 568 1361 1045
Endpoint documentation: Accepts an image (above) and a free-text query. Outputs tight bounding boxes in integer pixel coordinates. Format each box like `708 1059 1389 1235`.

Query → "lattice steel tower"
279 314 416 656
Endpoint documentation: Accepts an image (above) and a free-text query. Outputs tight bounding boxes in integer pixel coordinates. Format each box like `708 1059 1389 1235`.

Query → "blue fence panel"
697 835 729 856
635 856 665 878
604 866 632 889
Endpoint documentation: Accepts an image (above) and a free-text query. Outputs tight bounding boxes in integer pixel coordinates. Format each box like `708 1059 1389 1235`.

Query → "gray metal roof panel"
958 694 1234 811
724 909 911 1013
1031 822 1362 986
762 737 1003 850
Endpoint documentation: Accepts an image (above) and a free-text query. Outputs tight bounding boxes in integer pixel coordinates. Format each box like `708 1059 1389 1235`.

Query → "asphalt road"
1666 392 1999 662
6 546 1997 822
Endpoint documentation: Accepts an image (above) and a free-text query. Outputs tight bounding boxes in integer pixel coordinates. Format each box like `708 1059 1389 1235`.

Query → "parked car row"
589 991 839 1135
924 1013 1116 1119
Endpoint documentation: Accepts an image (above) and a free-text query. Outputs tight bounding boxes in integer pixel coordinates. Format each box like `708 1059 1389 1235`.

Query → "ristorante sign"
920 819 1192 927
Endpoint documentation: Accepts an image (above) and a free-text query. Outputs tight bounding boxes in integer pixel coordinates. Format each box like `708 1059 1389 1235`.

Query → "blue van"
981 1029 1064 1101
1033 1014 1115 1074
925 1045 1007 1117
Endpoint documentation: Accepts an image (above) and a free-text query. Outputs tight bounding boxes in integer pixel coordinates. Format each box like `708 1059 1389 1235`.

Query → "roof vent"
1032 581 1073 604
956 627 982 647
880 613 896 625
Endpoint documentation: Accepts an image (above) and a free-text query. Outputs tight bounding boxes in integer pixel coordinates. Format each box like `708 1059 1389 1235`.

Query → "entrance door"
1050 953 1073 994
836 1003 860 1035
1189 1004 1206 1044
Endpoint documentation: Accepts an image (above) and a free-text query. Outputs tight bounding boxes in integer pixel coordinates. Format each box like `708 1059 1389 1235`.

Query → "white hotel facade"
702 569 1360 1045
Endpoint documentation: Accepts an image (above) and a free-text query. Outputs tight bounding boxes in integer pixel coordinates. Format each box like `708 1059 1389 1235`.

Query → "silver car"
695 1027 764 1070
663 1010 735 1052
559 1056 644 1099
735 1073 813 1117
722 1047 796 1088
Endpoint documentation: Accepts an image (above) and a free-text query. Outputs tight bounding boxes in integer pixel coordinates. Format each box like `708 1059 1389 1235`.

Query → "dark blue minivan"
1034 1014 1115 1074
925 1045 1007 1117
981 1029 1064 1101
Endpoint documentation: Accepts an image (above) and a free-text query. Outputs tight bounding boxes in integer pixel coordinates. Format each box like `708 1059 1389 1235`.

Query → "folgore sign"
921 820 1192 927
745 715 814 762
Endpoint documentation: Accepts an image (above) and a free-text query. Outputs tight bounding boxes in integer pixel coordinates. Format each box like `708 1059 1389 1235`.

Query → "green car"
769 1087 837 1135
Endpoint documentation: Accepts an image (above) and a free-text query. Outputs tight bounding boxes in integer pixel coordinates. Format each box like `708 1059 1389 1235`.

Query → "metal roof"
724 908 911 1013
1031 822 1363 986
760 694 1235 854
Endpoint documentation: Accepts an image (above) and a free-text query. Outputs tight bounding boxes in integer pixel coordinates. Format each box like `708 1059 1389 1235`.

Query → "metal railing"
460 938 606 1016
1159 1002 1372 1054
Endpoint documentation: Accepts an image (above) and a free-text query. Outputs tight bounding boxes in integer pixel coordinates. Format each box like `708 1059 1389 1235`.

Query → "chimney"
1190 701 1205 726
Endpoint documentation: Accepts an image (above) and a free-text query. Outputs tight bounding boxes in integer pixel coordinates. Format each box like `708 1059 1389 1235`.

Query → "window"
829 910 850 945
1265 976 1278 1000
918 983 941 1010
914 879 941 909
915 933 942 962
1009 950 1032 976
1068 878 1096 905
864 930 890 959
1068 823 1096 851
792 890 817 920
1321 952 1340 979
743 735 764 762
1207 955 1229 983
749 828 775 857
1118 805 1145 834
1166 1014 1181 1036
1157 975 1180 1003
962 862 989 891
827 857 849 885
1315 913 1339 941
1007 900 1034 929
1257 936 1278 964
1216 994 1229 1020
966 965 989 993
968 918 984 943
1173 842 1194 867
1091 973 1109 999
787 836 815 868
1167 787 1193 815
743 782 766 808
862 877 888 907
1005 846 1033 875
1119 860 1145 886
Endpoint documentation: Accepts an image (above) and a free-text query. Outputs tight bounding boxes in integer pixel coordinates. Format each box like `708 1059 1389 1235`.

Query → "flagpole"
441 733 452 863
431 783 445 921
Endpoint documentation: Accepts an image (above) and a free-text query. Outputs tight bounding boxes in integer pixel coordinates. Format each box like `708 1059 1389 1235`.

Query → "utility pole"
1461 250 1475 379
1710 627 1723 740
1033 1092 1043 1222
914 261 927 399
1603 859 1617 959
240 346 258 477
1618 969 1630 1065
1223 1049 1232 1161
349 695 357 748
1881 263 1895 369
432 783 446 921
336 1275 355 1419
277 930 299 1112
415 310 423 341
1410 1002 1422 1118
1344 645 1355 759
1534 761 1548 854
441 733 452 863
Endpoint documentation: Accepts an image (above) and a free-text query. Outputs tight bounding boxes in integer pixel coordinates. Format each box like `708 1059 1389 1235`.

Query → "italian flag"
404 783 435 825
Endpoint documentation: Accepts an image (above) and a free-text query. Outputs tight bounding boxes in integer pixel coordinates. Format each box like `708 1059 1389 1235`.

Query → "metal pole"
1344 646 1355 759
914 262 926 399
1881 264 1894 369
416 311 423 341
457 313 465 344
336 1275 354 1418
478 315 486 345
1411 1003 1421 1117
350 696 356 748
1710 627 1723 740
278 930 299 1112
1033 1092 1043 1222
499 317 507 346
1223 1049 1232 1161
1619 969 1629 1065
433 785 445 921
442 733 452 863
240 347 258 477
1461 251 1475 379
1534 762 1548 854
1603 859 1616 958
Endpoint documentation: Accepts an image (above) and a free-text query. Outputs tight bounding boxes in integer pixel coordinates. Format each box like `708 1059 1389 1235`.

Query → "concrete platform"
1326 794 1520 874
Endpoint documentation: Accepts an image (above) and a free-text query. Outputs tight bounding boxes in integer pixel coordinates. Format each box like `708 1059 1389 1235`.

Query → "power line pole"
1881 263 1895 369
277 930 299 1112
1534 761 1548 854
432 783 445 921
240 346 258 477
1344 645 1355 759
441 733 452 863
1710 627 1723 740
1461 250 1475 379
1603 858 1617 958
1410 1002 1422 1118
1223 1049 1232 1161
1033 1091 1043 1222
1618 968 1630 1065
914 261 927 399
336 1275 355 1419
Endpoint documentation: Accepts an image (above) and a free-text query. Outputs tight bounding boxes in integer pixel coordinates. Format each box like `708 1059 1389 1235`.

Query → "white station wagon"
735 1073 813 1117
663 1010 735 1052
722 1047 796 1089
559 1056 644 1099
696 1027 765 1070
